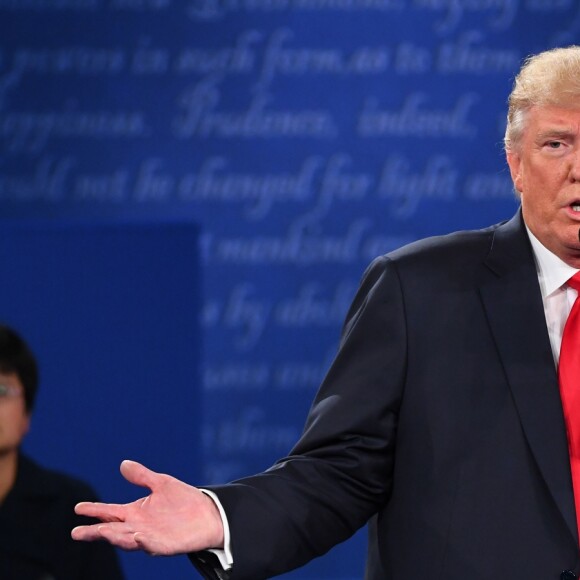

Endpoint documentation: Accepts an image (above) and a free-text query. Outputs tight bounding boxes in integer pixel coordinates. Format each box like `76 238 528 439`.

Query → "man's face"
0 371 30 457
507 105 580 267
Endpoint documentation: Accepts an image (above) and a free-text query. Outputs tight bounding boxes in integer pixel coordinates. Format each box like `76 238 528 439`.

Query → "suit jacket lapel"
480 210 577 542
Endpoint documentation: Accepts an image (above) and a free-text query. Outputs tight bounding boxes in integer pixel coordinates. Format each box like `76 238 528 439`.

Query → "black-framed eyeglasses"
0 384 23 400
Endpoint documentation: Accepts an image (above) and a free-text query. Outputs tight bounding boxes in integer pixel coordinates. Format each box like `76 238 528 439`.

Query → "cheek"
520 167 557 201
0 406 30 437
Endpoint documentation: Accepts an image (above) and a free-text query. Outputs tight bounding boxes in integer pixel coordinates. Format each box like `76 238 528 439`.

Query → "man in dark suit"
72 45 580 579
0 324 125 579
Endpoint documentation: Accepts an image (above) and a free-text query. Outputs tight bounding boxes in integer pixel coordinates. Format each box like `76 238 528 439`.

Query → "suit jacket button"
561 571 577 580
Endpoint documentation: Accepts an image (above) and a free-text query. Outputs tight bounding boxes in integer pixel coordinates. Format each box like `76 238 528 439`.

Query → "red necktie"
559 271 580 541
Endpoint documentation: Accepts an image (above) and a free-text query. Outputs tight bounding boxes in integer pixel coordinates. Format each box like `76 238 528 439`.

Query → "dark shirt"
0 453 124 580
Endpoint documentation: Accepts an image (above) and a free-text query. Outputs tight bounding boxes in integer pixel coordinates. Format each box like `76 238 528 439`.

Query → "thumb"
120 460 161 491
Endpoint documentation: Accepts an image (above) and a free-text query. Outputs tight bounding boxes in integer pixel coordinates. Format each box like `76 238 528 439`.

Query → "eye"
547 141 562 149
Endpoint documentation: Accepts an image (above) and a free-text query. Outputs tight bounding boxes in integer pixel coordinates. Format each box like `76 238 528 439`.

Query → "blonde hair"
505 46 580 152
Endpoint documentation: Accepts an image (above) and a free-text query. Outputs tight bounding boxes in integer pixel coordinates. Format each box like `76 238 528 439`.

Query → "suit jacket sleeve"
204 256 406 580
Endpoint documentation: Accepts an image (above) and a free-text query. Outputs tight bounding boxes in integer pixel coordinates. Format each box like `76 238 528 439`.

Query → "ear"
506 150 523 194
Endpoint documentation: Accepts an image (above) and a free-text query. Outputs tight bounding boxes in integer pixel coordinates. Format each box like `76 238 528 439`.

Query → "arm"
207 256 407 578
73 256 406 579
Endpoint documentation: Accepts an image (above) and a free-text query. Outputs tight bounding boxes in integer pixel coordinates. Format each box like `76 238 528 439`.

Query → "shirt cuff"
200 489 234 571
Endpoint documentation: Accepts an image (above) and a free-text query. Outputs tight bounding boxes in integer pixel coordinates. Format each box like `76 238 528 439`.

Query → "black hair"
0 324 38 413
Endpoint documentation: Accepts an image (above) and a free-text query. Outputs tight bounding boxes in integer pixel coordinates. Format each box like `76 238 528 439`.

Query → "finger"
73 522 143 551
120 460 163 492
134 532 172 556
73 524 169 555
75 501 126 522
96 524 143 551
71 524 107 542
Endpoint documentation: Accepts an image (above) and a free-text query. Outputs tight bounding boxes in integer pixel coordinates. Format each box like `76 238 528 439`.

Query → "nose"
570 148 580 182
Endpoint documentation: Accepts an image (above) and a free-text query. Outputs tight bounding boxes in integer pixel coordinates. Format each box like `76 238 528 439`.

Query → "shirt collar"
526 225 579 297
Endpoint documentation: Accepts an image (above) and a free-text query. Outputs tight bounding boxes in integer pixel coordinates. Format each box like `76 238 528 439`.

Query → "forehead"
526 105 580 132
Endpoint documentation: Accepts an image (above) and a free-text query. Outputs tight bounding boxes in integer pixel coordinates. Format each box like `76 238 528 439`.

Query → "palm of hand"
72 460 224 556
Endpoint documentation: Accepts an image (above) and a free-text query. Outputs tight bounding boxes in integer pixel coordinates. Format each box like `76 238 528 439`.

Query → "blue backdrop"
0 221 202 579
2 2 580 578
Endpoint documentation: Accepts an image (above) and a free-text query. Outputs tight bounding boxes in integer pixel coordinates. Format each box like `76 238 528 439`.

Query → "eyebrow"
536 128 576 141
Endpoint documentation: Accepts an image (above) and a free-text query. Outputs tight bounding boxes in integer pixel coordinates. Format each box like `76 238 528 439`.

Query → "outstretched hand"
71 460 224 556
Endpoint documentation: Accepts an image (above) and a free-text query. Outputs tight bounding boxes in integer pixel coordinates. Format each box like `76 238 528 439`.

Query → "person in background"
0 324 124 580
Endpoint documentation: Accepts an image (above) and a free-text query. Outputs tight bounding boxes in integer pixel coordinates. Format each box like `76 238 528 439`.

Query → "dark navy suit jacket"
198 211 579 580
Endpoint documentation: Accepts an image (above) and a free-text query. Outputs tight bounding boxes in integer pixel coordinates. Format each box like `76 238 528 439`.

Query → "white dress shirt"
201 488 233 570
526 227 580 366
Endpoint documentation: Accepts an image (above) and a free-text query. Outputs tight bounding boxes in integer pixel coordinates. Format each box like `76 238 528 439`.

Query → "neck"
0 450 18 504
